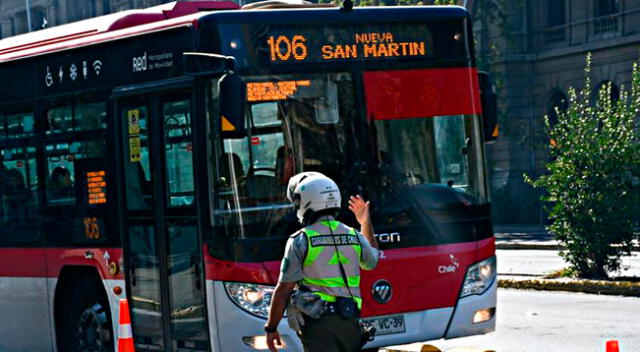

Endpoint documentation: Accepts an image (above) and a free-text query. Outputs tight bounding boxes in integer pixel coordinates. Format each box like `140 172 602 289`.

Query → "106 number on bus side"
84 217 101 240
267 35 308 62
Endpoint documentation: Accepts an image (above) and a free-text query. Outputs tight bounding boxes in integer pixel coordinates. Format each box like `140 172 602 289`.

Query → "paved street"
384 289 640 352
497 249 640 277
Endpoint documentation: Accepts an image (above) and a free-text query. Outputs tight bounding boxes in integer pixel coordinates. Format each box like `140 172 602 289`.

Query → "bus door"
116 90 208 352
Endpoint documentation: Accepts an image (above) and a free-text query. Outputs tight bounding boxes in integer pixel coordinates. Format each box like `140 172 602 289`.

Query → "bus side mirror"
183 52 246 137
218 67 246 137
478 72 498 142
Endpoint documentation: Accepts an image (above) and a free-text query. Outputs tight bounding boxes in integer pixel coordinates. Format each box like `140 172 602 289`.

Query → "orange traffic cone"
117 299 135 352
606 340 620 352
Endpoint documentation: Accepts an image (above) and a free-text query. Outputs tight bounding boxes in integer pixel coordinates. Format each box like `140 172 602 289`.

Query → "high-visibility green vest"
300 219 363 309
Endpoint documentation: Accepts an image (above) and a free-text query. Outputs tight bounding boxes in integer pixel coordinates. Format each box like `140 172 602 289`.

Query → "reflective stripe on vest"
300 220 363 308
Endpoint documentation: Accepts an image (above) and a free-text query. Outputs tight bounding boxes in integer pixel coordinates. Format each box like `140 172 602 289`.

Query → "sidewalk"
494 225 640 250
494 225 640 297
494 225 559 250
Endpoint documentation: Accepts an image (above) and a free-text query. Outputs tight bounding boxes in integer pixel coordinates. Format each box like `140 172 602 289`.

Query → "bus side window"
48 165 73 202
0 155 38 231
218 139 249 212
123 106 152 209
0 115 5 221
2 167 34 231
45 142 108 203
45 103 108 206
43 103 108 245
214 102 292 241
0 115 5 141
0 114 39 244
163 100 194 207
7 113 35 139
76 103 107 131
45 143 73 205
46 106 73 135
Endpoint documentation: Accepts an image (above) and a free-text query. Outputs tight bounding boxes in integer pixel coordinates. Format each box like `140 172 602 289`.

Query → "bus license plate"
363 315 405 336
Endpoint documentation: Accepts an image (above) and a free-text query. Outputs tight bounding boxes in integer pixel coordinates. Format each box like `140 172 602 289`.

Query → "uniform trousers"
299 313 363 352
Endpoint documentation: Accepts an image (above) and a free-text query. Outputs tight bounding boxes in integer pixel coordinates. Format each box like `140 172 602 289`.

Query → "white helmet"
286 171 322 203
287 172 341 223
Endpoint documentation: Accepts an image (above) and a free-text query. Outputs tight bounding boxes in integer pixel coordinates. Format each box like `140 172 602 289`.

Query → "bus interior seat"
48 166 74 201
3 168 29 223
220 152 244 188
275 146 293 186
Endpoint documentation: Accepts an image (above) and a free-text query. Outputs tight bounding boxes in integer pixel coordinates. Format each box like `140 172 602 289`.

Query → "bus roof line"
0 19 195 63
0 1 238 61
199 5 469 25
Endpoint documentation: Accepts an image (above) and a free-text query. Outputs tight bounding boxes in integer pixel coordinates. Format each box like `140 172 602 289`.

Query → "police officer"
265 172 380 352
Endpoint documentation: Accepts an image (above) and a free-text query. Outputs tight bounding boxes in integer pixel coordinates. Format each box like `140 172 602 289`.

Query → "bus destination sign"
247 80 311 102
253 24 433 65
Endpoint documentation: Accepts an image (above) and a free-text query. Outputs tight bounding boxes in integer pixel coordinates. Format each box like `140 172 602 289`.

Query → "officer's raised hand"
349 195 378 249
348 194 370 224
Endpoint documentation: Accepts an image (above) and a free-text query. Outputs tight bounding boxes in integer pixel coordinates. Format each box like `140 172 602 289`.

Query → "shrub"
526 54 640 278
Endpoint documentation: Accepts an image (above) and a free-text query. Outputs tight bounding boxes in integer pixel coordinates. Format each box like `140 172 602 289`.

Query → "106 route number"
267 35 308 62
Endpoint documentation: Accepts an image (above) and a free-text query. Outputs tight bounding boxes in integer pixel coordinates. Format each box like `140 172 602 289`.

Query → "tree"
345 0 458 7
526 54 640 278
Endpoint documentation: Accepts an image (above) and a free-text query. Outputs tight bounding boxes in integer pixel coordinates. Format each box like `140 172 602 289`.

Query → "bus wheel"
67 278 113 352
76 302 112 351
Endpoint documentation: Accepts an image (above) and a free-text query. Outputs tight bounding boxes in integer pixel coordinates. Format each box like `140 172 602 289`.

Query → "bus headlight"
460 256 496 298
225 282 274 318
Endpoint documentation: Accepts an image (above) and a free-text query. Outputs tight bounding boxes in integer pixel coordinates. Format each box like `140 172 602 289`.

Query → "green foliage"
546 267 577 278
526 54 640 278
352 0 457 7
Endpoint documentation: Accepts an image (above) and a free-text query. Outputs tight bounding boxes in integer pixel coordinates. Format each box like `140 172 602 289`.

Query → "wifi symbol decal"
93 60 103 75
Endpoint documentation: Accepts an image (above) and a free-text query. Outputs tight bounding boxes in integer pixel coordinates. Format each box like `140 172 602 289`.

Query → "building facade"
0 0 171 39
480 0 640 225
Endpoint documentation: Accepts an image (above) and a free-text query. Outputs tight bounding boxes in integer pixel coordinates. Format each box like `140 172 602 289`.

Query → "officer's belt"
324 302 360 316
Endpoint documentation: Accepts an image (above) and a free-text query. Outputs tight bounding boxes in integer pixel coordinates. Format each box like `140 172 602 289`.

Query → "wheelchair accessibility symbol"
45 66 54 87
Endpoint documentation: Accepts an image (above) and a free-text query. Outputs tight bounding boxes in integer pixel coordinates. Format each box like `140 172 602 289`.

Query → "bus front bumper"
444 276 497 339
207 278 496 351
207 281 304 352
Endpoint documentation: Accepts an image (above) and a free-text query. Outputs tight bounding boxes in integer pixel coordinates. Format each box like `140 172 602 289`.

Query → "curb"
381 345 442 352
496 243 640 251
495 243 562 250
498 277 640 296
382 345 495 352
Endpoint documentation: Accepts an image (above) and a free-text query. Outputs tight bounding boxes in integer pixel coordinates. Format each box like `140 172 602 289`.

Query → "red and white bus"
0 1 498 351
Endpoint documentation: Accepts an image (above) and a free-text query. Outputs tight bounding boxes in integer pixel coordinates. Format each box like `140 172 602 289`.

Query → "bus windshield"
209 69 490 261
210 73 356 260
366 112 490 248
